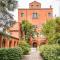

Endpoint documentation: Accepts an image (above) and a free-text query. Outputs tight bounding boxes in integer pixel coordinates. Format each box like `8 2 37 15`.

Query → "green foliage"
42 18 60 44
7 47 23 60
39 44 60 60
0 0 17 32
42 19 56 44
0 48 7 60
18 41 30 55
0 47 23 60
0 0 17 11
21 20 34 41
40 18 60 60
42 19 56 35
55 17 60 44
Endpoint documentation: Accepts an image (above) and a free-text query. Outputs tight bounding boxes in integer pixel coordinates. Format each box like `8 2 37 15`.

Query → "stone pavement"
22 48 43 60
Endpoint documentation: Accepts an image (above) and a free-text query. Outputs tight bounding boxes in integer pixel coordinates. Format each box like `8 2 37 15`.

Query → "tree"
0 0 17 32
42 17 60 44
55 17 60 44
20 20 35 42
42 19 56 44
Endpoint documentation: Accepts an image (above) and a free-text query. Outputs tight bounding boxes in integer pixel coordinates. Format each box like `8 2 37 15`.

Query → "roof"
0 32 19 40
18 8 53 10
9 22 20 31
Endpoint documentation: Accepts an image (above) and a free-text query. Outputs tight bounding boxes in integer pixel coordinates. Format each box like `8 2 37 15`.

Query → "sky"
13 0 60 20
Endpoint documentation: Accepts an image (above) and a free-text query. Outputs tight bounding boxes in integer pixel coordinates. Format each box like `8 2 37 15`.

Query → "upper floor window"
31 5 33 6
32 13 38 19
21 13 24 17
48 13 52 17
36 5 39 6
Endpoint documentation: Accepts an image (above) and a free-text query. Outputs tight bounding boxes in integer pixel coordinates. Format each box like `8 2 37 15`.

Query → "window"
31 5 33 6
21 13 24 17
36 5 39 6
48 13 52 17
32 13 38 19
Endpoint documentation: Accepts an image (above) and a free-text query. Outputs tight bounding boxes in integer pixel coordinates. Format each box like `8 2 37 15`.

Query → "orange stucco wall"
18 8 53 24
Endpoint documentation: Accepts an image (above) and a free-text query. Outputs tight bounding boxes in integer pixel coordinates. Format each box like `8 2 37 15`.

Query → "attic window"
32 13 38 19
36 5 39 6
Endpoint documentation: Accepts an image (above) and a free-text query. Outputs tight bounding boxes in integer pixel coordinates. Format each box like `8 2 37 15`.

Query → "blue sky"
14 0 60 20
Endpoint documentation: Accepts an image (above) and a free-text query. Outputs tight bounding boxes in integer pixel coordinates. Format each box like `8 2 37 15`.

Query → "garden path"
22 48 43 60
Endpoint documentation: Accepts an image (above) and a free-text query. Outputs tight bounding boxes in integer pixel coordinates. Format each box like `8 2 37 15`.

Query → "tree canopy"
42 18 60 44
0 0 17 32
20 20 35 42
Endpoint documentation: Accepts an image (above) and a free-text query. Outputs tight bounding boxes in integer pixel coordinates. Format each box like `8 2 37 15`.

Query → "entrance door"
33 42 37 47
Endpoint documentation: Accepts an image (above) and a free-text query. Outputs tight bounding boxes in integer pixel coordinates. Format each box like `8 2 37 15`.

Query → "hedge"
0 47 23 60
39 44 60 60
18 41 30 55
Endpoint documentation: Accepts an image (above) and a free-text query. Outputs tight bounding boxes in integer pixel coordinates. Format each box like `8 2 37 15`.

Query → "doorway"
33 42 37 47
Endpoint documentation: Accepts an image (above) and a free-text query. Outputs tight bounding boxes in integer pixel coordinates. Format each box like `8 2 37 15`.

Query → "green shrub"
39 44 60 60
0 48 7 60
18 41 30 55
7 47 23 60
0 47 23 60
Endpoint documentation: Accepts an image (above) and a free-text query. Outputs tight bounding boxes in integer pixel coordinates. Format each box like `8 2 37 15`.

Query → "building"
0 21 19 48
0 31 19 48
18 1 53 46
18 1 53 24
18 1 53 47
0 1 53 48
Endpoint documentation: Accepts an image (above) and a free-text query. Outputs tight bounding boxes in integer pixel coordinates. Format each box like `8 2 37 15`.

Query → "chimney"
55 14 56 17
50 5 52 8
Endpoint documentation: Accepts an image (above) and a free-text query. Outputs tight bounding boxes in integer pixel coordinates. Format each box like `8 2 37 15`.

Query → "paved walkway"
22 48 43 60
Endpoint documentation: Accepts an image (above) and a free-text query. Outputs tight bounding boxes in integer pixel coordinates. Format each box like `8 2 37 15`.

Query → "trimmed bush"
0 47 23 60
18 41 30 55
0 48 7 60
7 47 23 60
39 44 60 60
